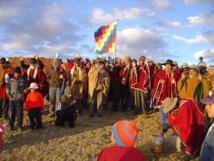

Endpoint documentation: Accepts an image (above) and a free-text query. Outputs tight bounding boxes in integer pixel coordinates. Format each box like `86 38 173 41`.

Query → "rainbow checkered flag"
94 21 117 54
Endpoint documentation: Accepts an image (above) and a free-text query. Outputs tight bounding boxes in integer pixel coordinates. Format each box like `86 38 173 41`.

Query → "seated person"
97 120 145 161
55 86 78 128
160 97 204 159
199 94 214 161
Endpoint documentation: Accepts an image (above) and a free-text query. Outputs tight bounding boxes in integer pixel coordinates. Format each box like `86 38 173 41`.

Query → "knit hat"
113 120 139 147
64 86 72 95
13 67 22 74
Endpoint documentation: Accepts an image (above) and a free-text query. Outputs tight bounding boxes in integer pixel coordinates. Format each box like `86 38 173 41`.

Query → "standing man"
69 57 88 115
46 58 63 117
20 54 44 70
88 58 110 117
130 56 151 115
178 64 210 103
23 57 48 97
152 59 178 123
0 58 10 119
112 55 132 111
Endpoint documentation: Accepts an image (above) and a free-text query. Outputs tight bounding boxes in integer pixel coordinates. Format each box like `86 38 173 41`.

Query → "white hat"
181 62 188 68
162 97 178 113
28 82 39 89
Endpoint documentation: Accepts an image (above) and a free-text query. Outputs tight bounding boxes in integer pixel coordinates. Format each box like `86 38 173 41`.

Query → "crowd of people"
0 54 214 160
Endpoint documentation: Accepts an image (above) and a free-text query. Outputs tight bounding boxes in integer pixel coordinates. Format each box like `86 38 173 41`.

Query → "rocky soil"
0 101 199 161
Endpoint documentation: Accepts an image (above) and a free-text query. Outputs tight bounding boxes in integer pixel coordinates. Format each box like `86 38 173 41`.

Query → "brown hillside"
8 57 59 74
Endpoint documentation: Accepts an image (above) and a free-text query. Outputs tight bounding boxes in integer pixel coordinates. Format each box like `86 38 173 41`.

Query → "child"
6 66 27 131
25 82 44 130
199 94 214 161
97 120 145 161
0 124 6 150
55 86 78 128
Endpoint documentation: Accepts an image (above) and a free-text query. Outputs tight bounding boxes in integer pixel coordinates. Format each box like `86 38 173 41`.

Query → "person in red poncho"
152 59 179 123
23 57 48 97
97 120 145 161
130 56 151 115
160 97 204 159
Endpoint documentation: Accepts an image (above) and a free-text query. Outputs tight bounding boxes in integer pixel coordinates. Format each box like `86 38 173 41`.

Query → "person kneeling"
55 86 78 128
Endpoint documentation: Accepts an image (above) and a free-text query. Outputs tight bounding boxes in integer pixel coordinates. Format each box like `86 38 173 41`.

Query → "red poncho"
168 98 204 155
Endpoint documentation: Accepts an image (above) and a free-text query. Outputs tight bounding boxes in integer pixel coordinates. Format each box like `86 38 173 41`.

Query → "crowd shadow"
1 102 139 153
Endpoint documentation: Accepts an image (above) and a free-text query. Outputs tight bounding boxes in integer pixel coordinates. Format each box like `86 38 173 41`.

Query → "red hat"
113 120 139 147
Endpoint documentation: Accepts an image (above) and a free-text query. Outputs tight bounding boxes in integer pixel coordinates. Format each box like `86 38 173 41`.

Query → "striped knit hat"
113 120 139 147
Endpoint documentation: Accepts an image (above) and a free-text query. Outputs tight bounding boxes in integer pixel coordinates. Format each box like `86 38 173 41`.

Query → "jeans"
49 87 61 115
159 106 168 123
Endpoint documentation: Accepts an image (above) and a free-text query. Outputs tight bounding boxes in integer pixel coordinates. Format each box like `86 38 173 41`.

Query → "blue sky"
0 0 214 66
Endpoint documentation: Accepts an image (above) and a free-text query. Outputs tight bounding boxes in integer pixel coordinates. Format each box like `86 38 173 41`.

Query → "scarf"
27 67 38 81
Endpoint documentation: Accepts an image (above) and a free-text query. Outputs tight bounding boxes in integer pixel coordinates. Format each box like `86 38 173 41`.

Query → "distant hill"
8 57 63 74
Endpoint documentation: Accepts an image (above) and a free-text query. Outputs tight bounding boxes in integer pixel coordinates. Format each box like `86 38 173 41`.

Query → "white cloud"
188 13 214 26
173 30 214 45
90 8 115 24
201 30 214 44
1 3 81 55
115 26 168 60
90 7 154 25
173 35 206 44
185 0 214 4
0 1 25 23
194 49 214 64
113 7 152 19
152 0 170 11
155 20 182 28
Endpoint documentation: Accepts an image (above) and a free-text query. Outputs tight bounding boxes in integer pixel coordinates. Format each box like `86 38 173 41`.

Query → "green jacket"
46 67 62 88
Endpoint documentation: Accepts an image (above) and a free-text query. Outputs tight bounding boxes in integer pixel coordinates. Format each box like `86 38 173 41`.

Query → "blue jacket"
199 124 214 161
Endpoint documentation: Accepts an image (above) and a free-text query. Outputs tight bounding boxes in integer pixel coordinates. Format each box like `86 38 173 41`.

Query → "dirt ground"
0 102 199 161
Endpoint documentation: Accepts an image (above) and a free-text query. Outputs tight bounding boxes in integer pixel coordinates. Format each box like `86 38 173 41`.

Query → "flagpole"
115 19 119 64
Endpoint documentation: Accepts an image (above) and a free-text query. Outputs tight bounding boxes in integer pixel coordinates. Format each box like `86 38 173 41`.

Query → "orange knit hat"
113 120 139 147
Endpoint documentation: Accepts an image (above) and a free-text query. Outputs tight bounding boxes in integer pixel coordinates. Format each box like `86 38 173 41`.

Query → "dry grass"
0 102 199 161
